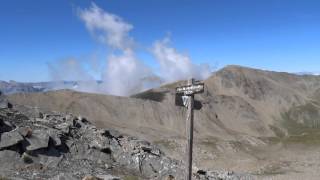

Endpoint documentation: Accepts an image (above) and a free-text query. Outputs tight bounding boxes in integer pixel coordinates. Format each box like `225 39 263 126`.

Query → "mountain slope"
8 66 320 140
7 65 320 179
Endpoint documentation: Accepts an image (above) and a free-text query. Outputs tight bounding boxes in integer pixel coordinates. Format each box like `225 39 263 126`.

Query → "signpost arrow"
176 78 204 180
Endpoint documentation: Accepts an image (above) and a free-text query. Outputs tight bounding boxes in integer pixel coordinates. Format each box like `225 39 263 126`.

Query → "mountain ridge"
7 65 320 139
6 65 320 178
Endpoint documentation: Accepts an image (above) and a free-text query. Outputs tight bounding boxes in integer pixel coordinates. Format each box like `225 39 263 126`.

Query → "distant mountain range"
295 72 320 76
0 80 94 95
0 75 163 96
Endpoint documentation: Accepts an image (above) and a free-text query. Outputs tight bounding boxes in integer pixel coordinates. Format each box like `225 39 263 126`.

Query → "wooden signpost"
176 79 204 180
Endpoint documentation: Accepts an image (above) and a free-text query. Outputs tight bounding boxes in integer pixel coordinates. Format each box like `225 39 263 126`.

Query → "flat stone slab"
0 150 21 170
26 130 50 151
0 130 24 149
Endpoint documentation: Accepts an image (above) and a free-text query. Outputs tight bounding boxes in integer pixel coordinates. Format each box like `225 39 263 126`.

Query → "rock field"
0 93 252 180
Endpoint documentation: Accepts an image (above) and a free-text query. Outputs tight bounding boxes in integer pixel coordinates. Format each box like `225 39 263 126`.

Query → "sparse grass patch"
269 125 285 138
200 137 219 149
123 175 139 180
0 176 9 180
254 165 286 176
21 152 33 164
253 161 291 176
154 139 177 150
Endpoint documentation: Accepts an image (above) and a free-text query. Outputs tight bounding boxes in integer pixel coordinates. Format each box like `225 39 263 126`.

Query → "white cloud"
78 3 153 96
78 3 134 50
151 37 211 82
101 49 152 96
48 3 212 96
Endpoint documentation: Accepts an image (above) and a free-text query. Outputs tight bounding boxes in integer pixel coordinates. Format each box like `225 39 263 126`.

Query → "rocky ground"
0 93 252 180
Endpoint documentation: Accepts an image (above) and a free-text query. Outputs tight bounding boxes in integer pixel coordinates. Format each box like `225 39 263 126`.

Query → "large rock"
0 130 24 149
29 146 63 168
26 129 50 151
0 150 21 170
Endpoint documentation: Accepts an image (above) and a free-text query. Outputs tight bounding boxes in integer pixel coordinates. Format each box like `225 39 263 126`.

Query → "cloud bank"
48 3 212 96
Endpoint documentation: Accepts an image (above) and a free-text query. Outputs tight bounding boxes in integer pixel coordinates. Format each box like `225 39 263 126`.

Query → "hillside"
2 95 251 179
8 66 320 139
7 65 320 179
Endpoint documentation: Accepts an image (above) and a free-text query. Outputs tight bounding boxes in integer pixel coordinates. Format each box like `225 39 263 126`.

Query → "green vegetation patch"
123 175 140 180
154 139 177 151
282 102 320 133
271 102 320 145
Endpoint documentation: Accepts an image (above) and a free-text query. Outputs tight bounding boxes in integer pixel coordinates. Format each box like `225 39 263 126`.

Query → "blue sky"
1 0 320 82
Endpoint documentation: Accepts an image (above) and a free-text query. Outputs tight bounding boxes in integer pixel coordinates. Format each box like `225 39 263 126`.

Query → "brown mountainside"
8 65 320 179
8 65 320 141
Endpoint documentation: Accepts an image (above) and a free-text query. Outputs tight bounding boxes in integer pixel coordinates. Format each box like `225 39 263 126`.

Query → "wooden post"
186 78 194 180
176 78 203 180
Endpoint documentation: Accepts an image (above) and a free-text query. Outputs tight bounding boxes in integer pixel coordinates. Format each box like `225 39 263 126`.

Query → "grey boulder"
26 129 50 151
0 130 24 149
0 150 21 171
